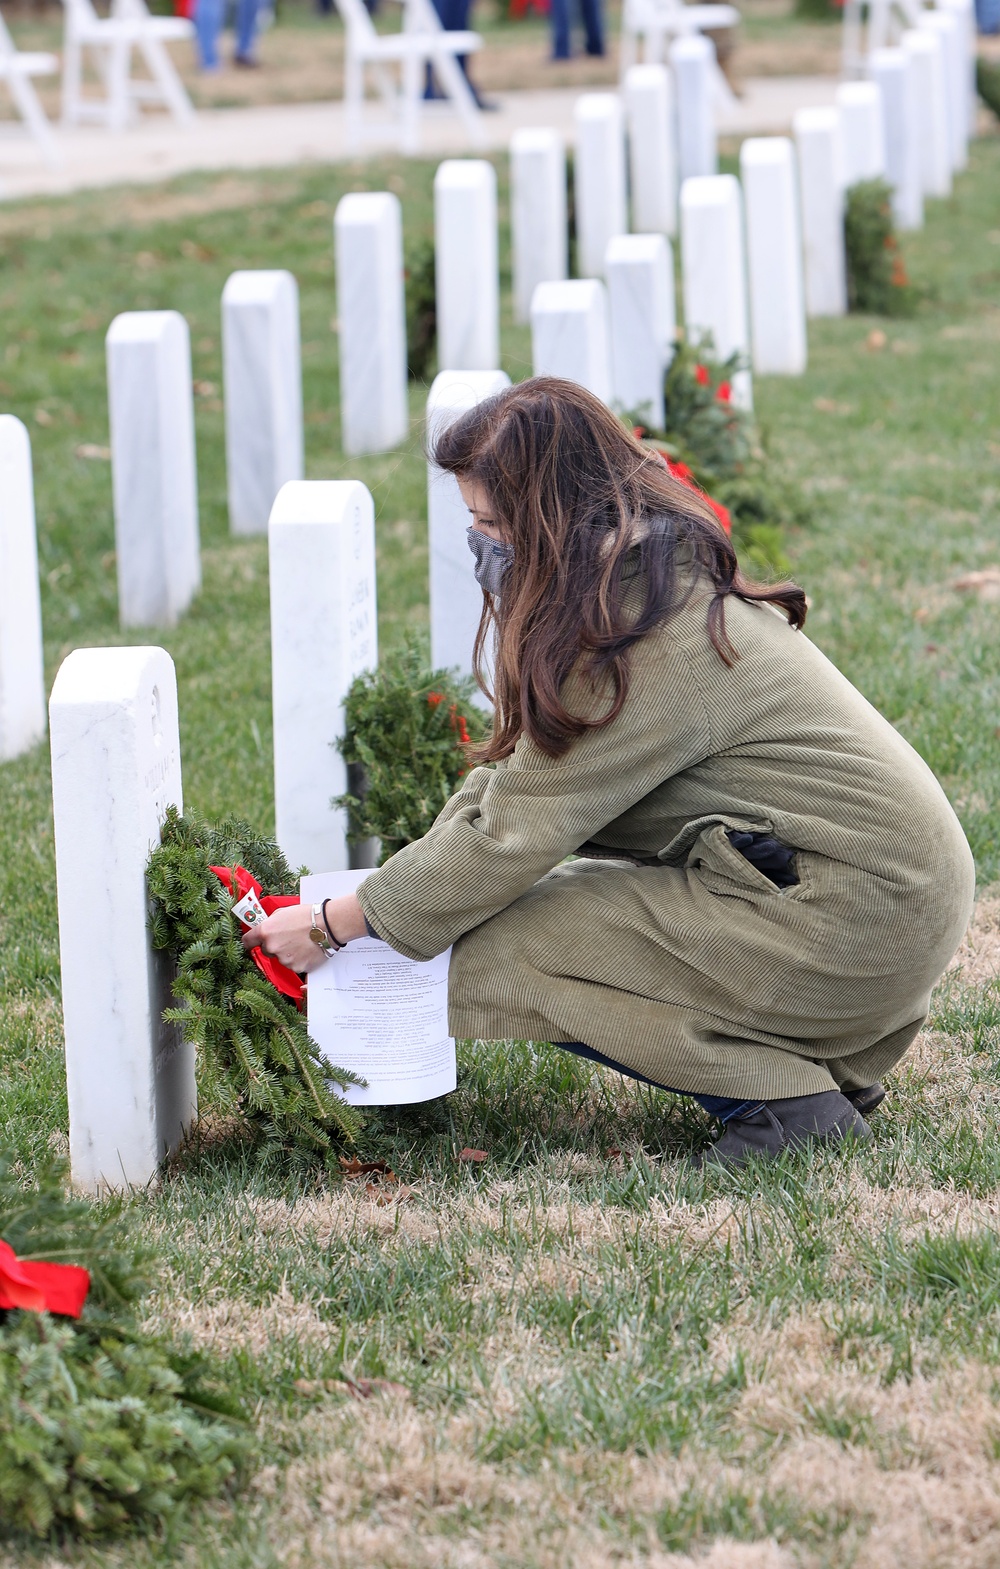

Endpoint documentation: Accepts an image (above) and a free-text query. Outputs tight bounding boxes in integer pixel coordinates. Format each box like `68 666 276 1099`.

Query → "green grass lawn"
2 134 1000 1567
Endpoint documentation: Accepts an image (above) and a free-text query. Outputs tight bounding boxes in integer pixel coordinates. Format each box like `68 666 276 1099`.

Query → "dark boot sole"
844 1083 886 1117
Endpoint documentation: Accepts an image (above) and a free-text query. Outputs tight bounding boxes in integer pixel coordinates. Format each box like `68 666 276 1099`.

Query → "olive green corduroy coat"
357 576 975 1099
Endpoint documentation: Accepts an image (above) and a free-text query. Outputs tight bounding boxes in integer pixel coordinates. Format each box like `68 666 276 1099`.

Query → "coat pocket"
684 822 794 902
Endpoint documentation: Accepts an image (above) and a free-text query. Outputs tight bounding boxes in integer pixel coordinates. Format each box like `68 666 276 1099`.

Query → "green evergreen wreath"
844 178 918 316
336 643 490 863
633 340 811 578
0 1153 245 1539
147 808 363 1153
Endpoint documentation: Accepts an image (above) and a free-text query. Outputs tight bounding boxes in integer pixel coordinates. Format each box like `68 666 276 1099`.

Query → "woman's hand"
242 894 368 973
242 903 326 973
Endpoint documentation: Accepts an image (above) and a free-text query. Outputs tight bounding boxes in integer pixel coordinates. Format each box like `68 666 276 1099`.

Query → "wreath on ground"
336 642 489 863
0 1152 245 1540
147 808 363 1154
632 338 812 578
844 178 918 317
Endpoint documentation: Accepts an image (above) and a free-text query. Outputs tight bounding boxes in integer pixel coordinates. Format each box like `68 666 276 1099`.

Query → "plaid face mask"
467 526 514 599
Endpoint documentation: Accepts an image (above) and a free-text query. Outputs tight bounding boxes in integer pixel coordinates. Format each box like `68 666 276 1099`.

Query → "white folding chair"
620 0 739 106
841 0 927 75
61 0 195 132
338 0 484 155
0 10 60 164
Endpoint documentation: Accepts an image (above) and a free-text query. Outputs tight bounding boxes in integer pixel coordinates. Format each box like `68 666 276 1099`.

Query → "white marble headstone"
902 29 952 199
939 0 976 142
269 481 378 875
426 370 511 700
0 415 45 762
740 138 807 377
679 174 753 408
625 64 677 238
334 192 408 457
917 9 965 173
106 311 201 629
670 35 717 185
510 128 568 325
869 49 924 231
573 94 628 279
221 270 304 535
434 160 500 372
835 80 886 185
605 233 675 426
49 645 194 1194
530 278 612 404
792 108 848 317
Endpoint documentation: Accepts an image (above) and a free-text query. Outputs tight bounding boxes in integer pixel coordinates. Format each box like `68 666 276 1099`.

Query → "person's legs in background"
425 0 494 107
976 0 1000 32
194 0 225 70
234 0 262 65
424 0 451 99
549 0 571 58
578 0 604 55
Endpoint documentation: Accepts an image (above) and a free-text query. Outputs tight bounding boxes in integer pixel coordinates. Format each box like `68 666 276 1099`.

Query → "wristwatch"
309 903 336 957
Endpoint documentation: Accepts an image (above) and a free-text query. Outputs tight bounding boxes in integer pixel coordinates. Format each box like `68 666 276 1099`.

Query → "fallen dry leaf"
75 443 110 460
339 1155 396 1179
813 397 854 416
866 328 887 351
604 1147 622 1161
329 1376 410 1401
34 407 54 426
457 1148 488 1164
193 379 217 397
365 1181 413 1205
180 238 216 261
951 567 1000 601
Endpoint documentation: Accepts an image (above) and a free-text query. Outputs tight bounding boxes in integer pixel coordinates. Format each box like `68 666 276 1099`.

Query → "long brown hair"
434 376 806 764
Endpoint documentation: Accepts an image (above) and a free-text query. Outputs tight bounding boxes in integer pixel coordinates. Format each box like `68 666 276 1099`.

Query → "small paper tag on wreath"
232 887 268 928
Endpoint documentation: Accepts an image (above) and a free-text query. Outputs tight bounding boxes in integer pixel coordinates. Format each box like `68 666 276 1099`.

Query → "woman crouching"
247 378 975 1166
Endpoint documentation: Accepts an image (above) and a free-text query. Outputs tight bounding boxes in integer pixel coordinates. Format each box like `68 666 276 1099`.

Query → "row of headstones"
4 0 975 666
0 276 307 766
0 17 976 771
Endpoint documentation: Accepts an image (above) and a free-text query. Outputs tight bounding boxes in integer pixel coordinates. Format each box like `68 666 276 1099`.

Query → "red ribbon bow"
211 864 304 1008
0 1238 91 1318
664 456 732 536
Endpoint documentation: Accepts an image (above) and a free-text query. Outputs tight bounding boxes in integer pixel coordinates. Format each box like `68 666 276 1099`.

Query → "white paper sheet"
301 869 456 1106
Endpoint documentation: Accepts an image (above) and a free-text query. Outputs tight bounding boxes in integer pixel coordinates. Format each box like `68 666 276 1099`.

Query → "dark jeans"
425 0 475 95
195 0 259 65
556 1041 764 1124
550 0 604 59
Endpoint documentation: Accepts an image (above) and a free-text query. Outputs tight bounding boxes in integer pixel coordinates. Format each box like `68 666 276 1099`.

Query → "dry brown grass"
949 891 1000 991
138 999 1000 1569
246 1310 1000 1569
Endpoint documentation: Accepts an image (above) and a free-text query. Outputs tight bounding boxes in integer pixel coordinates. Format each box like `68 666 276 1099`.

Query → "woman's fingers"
241 921 265 951
241 903 312 959
238 903 334 973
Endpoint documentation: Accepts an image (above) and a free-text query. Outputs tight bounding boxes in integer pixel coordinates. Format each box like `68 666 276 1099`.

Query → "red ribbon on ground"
210 864 304 1008
0 1238 91 1318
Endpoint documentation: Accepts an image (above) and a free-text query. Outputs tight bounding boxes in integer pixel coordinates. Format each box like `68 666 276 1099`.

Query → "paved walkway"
0 76 840 202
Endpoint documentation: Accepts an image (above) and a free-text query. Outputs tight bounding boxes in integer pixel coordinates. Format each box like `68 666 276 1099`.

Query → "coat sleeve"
356 640 712 960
